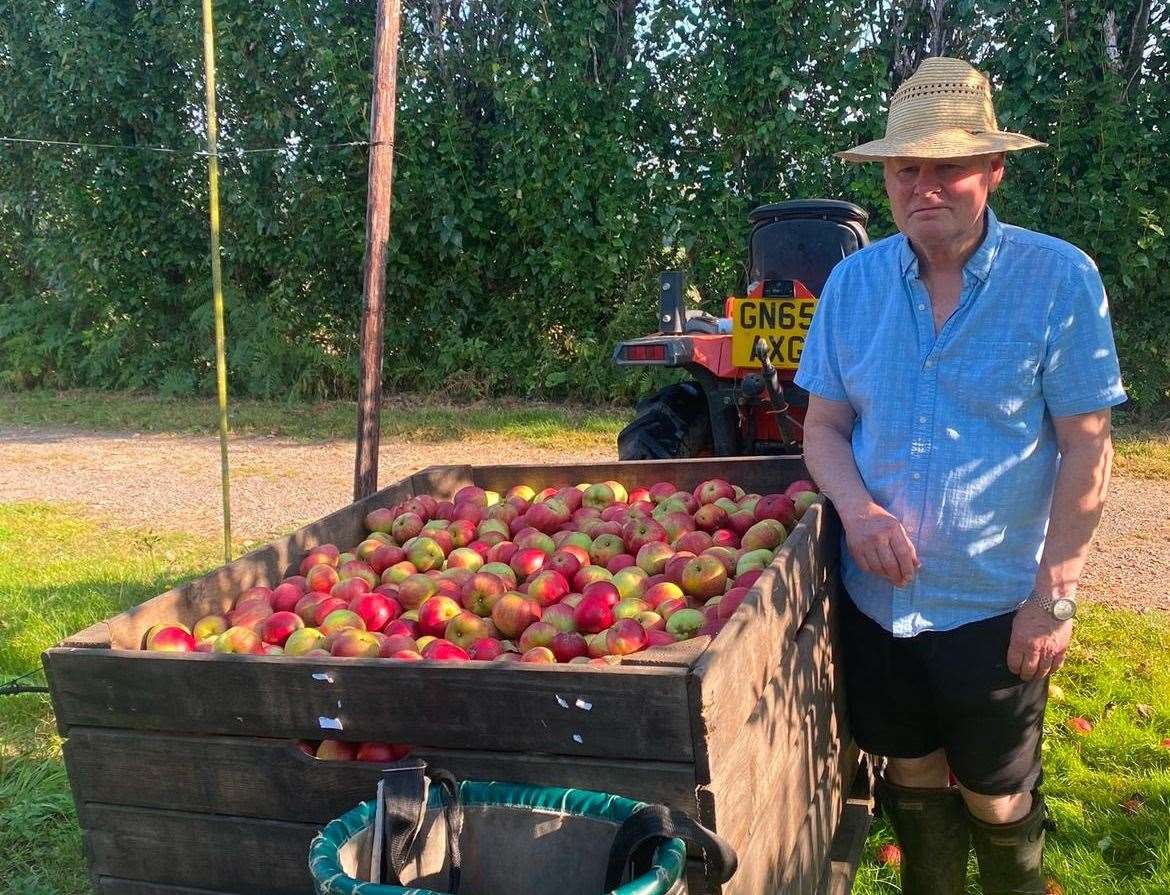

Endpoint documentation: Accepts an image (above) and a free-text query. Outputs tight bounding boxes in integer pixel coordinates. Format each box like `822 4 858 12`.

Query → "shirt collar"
898 207 1003 283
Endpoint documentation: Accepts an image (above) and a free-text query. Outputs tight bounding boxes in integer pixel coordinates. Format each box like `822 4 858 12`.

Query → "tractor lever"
751 337 801 452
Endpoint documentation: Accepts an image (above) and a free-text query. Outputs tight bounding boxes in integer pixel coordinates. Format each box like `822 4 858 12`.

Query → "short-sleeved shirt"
794 207 1127 637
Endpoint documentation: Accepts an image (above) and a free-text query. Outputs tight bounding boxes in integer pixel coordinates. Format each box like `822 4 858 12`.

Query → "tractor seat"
746 199 870 296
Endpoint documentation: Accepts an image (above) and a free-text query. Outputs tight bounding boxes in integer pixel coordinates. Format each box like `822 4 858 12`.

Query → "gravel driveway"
0 425 1164 612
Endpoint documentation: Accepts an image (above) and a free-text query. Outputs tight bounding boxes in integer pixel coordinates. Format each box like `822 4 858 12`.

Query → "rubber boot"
967 793 1048 894
876 777 970 894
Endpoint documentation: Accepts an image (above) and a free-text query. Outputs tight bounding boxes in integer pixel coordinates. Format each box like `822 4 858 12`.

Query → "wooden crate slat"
815 797 874 895
45 650 693 760
85 805 318 895
97 880 245 895
689 501 840 784
700 584 844 853
64 728 698 822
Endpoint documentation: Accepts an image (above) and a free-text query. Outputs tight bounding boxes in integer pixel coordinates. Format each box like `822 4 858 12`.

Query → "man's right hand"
842 503 921 588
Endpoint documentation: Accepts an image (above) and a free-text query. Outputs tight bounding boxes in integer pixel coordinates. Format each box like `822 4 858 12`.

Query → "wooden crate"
44 457 867 895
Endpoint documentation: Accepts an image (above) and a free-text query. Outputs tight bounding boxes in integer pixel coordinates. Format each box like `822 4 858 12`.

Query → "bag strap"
377 760 463 893
604 804 738 891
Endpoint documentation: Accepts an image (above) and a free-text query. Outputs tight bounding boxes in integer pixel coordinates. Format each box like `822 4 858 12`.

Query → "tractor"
612 199 871 460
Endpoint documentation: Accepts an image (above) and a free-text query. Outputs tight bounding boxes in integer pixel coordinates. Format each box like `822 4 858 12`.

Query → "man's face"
883 154 1005 248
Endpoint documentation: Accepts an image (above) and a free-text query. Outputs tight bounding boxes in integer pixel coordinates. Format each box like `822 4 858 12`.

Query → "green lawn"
0 389 629 452
1 503 1167 894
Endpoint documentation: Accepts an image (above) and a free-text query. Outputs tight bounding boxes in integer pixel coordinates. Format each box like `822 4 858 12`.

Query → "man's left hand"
1007 601 1073 681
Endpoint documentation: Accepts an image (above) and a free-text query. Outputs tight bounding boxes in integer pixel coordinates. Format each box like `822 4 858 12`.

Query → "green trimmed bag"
308 769 735 895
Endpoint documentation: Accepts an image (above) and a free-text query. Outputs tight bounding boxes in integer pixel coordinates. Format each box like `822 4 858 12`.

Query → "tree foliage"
1 0 1166 409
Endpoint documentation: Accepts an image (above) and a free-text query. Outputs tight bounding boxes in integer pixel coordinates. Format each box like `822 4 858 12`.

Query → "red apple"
316 740 357 761
445 611 491 649
1066 717 1093 736
875 843 902 867
145 625 196 653
782 479 819 500
551 632 589 663
645 581 685 610
573 593 616 634
417 596 463 637
330 576 371 603
573 565 613 592
331 629 382 658
299 544 340 576
526 569 570 607
213 626 262 654
421 640 471 661
546 549 583 580
381 560 418 585
260 611 304 646
491 593 543 638
755 494 797 528
673 530 713 555
356 742 411 762
589 533 626 567
468 637 505 660
284 627 327 655
606 618 648 656
519 621 559 653
636 542 674 575
349 592 399 631
383 617 419 639
306 563 341 594
397 573 439 610
510 547 547 578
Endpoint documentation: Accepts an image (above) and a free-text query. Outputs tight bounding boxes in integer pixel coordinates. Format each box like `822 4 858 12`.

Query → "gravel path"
0 425 1164 612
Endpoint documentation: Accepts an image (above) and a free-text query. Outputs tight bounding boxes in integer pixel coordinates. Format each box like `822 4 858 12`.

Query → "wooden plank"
698 587 836 853
815 797 874 895
97 880 244 895
63 728 698 822
470 456 808 496
773 743 861 895
690 501 840 784
44 650 693 761
85 805 318 895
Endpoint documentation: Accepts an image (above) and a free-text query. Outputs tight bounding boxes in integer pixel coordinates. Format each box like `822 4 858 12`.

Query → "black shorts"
839 590 1047 796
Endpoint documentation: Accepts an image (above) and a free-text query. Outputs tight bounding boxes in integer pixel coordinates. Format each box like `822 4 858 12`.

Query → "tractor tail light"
625 344 667 362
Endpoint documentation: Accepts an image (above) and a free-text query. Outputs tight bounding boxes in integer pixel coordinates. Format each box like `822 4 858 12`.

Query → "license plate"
730 296 817 369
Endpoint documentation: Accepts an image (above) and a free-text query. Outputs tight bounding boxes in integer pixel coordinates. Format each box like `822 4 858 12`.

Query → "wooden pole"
199 0 233 564
354 0 402 500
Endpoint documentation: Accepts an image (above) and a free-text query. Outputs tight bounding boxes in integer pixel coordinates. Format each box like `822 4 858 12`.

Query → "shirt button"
912 472 921 480
917 303 925 310
924 359 935 368
918 416 927 423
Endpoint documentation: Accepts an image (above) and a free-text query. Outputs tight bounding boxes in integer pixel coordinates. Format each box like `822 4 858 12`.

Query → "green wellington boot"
967 793 1048 895
876 777 971 894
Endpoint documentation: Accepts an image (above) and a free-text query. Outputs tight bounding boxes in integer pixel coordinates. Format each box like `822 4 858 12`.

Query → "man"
795 57 1126 894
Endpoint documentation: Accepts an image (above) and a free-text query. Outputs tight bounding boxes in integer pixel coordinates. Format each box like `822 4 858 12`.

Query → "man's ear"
988 153 1006 193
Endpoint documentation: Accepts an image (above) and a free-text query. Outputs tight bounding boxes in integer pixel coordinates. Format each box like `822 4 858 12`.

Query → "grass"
0 503 1167 894
1114 418 1170 479
0 388 630 452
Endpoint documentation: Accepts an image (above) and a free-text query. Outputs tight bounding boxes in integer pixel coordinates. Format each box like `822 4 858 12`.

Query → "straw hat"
836 56 1046 162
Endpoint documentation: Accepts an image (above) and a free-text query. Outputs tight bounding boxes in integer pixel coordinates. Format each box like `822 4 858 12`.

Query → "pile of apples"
142 476 819 666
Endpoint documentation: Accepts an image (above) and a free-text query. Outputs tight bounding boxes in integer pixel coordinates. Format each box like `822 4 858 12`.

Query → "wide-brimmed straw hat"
837 56 1046 162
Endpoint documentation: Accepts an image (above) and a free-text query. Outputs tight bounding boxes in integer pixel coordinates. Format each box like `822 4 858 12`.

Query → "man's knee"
958 783 1033 824
884 749 951 788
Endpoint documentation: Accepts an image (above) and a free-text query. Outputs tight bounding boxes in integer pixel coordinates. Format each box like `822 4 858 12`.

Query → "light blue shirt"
795 208 1127 637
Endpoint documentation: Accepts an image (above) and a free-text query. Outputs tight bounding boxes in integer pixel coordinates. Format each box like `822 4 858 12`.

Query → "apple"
680 555 727 599
192 615 229 642
526 569 570 607
330 577 371 603
742 519 787 552
421 640 471 661
614 597 650 620
417 596 463 637
582 482 616 509
656 596 688 619
508 484 536 502
377 634 417 657
316 740 357 761
321 609 365 637
541 602 578 633
666 608 706 640
467 637 504 660
606 618 648 656
694 478 735 505
717 587 750 621
356 742 411 762
645 581 685 610
521 646 558 664
238 586 274 607
519 621 559 653
311 597 349 627
875 843 901 867
383 617 419 639
213 626 262 654
397 573 439 610
673 530 713 555
306 563 341 594
445 546 483 571
782 479 818 500
390 649 424 661
727 507 757 536
1066 717 1093 736
480 561 518 585
735 568 764 590
573 593 616 634
573 565 613 592
460 571 508 617
659 511 696 543
331 629 381 658
693 504 728 533
585 632 611 658
612 566 648 600
381 561 418 585
444 611 491 649
664 553 696 585
392 512 425 542
227 601 272 633
636 610 665 631
351 592 401 632
299 544 340 576
260 611 305 646
407 537 446 572
492 593 543 638
365 507 396 534
284 627 327 655
589 534 626 567
792 491 819 518
710 529 740 550
510 547 547 578
736 549 775 578
551 632 589 663
514 529 556 554
546 549 583 580
755 494 797 528
703 546 738 575
145 625 195 653
272 582 306 612
645 629 677 647
636 542 674 575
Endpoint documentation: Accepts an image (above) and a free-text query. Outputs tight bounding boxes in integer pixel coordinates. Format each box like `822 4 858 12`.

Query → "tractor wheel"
618 381 713 460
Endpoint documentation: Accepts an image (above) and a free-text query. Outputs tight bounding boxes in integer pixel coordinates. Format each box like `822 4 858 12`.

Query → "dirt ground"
0 425 1165 612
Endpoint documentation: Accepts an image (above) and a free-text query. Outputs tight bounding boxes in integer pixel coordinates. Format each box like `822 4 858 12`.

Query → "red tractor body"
613 200 870 459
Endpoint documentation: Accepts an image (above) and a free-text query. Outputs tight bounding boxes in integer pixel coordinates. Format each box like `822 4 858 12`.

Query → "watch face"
1053 598 1076 620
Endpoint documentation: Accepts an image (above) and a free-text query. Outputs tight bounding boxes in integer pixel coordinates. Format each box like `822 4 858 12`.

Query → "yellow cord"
201 0 232 564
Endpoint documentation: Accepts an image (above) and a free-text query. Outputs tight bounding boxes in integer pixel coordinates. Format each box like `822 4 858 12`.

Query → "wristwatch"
1028 590 1077 621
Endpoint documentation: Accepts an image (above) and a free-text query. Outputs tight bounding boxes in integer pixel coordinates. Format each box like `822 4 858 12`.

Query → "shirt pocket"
958 340 1043 417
